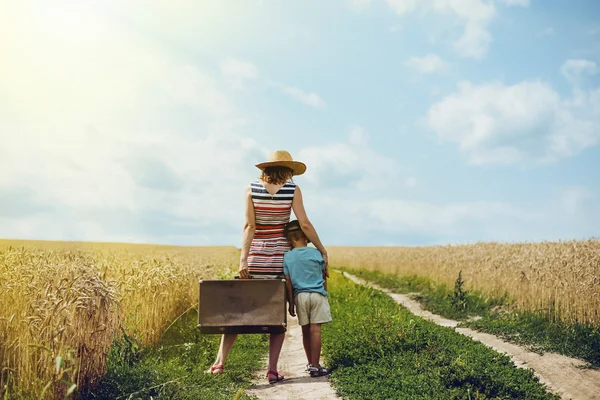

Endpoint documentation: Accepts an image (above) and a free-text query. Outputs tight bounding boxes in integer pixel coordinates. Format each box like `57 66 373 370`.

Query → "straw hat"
255 150 306 176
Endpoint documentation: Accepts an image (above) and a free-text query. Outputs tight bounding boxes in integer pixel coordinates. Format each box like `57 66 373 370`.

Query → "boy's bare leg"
210 333 238 371
301 324 312 365
268 332 285 373
309 323 322 367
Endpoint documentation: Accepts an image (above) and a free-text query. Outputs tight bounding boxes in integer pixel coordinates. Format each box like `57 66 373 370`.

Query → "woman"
206 150 328 384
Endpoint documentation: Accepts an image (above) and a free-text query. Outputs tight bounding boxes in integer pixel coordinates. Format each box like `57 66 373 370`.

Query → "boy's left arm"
284 275 295 317
320 253 328 291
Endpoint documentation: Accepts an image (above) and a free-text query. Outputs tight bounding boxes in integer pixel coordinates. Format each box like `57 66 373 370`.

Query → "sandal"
266 369 285 384
205 364 224 375
309 365 329 377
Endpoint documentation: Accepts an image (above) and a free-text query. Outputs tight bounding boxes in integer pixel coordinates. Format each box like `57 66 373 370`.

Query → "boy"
283 220 332 377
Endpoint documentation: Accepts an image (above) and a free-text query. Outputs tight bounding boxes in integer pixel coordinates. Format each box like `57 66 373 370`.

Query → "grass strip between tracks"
323 271 558 399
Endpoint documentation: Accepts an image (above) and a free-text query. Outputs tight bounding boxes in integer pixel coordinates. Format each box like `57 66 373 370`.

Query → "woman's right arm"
239 187 255 279
291 185 329 275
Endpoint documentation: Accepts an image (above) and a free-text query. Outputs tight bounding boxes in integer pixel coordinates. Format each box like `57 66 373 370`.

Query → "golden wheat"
0 239 239 399
5 238 598 397
329 239 600 326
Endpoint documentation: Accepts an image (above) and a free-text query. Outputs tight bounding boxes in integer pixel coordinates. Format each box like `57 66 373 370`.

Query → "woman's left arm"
239 187 255 279
292 185 329 275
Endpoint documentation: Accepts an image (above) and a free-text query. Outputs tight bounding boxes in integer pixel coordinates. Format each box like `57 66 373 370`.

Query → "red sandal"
205 364 224 375
266 369 285 384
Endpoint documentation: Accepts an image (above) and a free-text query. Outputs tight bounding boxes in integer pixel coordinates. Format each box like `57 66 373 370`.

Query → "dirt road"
343 271 600 400
246 316 341 400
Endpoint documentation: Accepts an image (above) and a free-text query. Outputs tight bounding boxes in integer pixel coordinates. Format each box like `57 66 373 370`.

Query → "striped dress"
247 180 296 278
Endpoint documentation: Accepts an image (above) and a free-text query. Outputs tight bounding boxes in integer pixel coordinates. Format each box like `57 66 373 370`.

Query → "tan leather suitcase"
198 279 287 334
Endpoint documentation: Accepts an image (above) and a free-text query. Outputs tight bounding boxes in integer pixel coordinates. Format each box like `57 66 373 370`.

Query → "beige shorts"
294 292 332 326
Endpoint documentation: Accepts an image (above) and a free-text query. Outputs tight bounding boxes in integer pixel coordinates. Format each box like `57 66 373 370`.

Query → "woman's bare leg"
301 325 311 365
267 332 286 372
209 333 238 372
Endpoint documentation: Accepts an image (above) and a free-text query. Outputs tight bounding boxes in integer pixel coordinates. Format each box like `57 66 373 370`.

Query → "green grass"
85 309 268 400
323 272 558 399
343 268 600 368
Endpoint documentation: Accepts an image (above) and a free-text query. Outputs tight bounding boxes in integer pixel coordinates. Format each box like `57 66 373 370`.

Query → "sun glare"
32 0 104 40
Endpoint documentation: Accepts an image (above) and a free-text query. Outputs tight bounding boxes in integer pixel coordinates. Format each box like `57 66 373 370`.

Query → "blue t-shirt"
283 247 327 298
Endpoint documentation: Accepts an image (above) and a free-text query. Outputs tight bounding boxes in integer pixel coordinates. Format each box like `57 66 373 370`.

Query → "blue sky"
0 0 599 246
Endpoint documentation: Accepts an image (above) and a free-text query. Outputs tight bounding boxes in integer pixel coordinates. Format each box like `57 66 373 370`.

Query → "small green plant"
2 370 11 400
451 270 468 312
110 326 144 368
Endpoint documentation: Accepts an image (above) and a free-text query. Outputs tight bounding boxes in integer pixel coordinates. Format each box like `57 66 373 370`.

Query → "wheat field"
329 239 600 327
0 239 239 399
3 238 599 398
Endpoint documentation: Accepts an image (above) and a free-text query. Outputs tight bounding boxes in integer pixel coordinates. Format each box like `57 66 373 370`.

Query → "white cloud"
348 125 369 146
432 0 495 59
281 86 327 109
588 24 600 36
1 1 597 247
383 0 496 59
497 0 529 6
562 186 595 216
389 24 403 33
426 80 600 165
298 126 402 191
0 1 327 244
220 58 259 89
306 194 542 244
542 26 555 36
405 177 418 187
293 130 541 243
385 0 418 15
405 54 449 74
309 183 600 244
560 59 599 84
453 21 492 59
349 0 374 12
165 65 233 117
0 121 269 244
433 0 495 25
366 199 531 234
0 2 274 245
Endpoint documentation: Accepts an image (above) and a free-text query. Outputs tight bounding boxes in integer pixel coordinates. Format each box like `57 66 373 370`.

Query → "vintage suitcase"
198 279 287 334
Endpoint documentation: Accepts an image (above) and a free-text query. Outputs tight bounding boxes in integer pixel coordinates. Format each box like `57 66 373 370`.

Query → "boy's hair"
284 220 308 244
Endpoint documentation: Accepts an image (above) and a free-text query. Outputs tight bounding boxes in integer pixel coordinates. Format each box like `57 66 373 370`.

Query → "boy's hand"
288 304 296 317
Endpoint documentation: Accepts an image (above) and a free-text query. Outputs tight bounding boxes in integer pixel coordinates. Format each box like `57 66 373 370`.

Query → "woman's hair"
260 166 294 185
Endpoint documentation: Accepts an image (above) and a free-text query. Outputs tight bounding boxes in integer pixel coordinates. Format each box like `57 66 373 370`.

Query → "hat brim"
255 160 306 176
